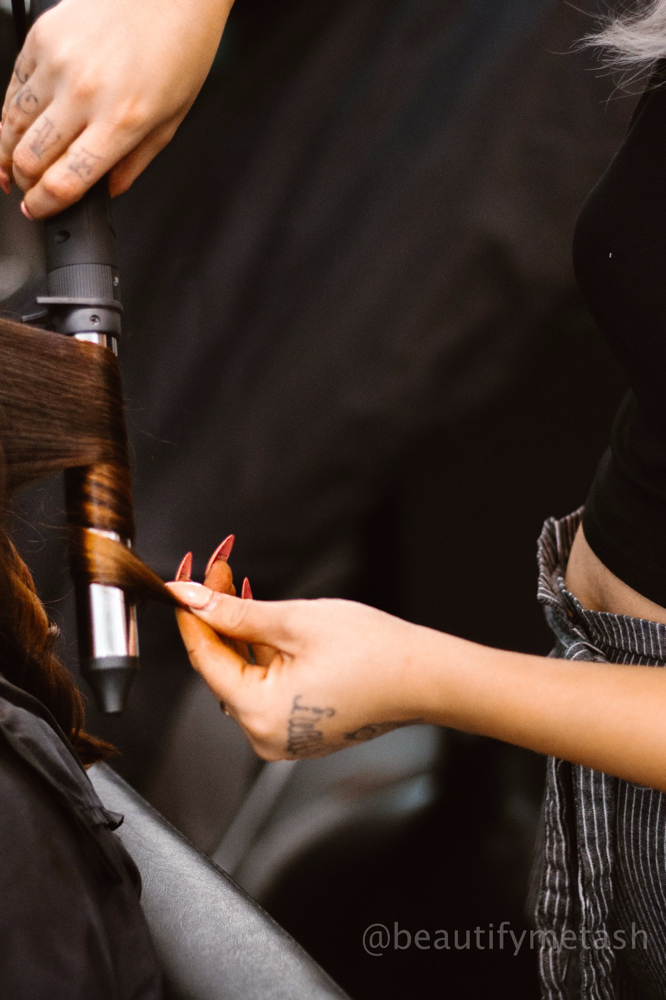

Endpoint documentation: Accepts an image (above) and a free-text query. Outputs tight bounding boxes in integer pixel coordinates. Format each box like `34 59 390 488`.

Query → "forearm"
414 625 666 790
167 581 666 779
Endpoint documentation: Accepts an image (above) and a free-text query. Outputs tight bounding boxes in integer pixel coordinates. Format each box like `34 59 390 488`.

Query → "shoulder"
0 734 91 890
0 676 114 890
0 685 162 998
0 736 117 996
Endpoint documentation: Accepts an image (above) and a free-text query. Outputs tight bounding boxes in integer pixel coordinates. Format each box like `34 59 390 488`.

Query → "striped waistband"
537 509 666 664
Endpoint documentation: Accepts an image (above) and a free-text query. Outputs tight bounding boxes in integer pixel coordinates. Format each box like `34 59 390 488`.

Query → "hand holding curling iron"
0 0 234 217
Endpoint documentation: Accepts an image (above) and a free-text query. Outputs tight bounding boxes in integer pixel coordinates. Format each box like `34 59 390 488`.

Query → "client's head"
0 316 175 764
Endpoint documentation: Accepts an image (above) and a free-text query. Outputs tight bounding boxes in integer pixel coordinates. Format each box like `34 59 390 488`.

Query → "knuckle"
40 41 74 78
29 14 51 48
223 598 250 633
104 99 149 136
70 74 96 103
4 104 26 133
12 148 38 179
119 104 148 134
27 19 45 50
41 170 79 203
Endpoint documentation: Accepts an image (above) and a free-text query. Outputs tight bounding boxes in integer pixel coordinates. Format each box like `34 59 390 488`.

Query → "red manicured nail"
20 200 34 220
205 534 235 576
175 551 192 582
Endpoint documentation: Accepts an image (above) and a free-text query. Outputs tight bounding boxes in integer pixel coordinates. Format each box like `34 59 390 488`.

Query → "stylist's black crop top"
575 70 666 606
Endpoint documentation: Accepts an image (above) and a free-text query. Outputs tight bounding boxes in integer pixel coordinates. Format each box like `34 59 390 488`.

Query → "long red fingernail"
175 551 192 582
20 200 34 220
205 534 235 576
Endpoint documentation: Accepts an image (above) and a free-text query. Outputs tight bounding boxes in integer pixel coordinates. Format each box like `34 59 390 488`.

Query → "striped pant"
534 511 666 1000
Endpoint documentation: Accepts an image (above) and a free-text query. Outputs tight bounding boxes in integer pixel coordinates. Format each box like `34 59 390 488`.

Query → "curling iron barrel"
38 182 140 714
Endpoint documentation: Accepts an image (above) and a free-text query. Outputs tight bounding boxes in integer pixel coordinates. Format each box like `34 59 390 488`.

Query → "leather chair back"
89 764 350 1000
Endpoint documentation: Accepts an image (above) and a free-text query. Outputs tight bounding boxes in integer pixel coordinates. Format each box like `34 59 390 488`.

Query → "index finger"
2 50 37 120
175 607 247 707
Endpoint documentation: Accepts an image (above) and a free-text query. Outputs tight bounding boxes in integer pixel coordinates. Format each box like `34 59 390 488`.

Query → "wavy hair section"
0 316 180 764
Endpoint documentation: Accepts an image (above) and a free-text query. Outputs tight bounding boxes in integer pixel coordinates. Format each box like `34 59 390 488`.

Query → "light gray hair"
587 0 666 78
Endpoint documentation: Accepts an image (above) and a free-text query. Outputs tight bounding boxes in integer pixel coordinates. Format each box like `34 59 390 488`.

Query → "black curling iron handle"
39 181 123 337
44 179 118 289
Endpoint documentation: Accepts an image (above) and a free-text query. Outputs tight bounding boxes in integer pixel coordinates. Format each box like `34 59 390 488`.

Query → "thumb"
166 582 297 647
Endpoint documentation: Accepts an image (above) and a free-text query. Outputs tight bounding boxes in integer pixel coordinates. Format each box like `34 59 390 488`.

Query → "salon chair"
89 763 350 1000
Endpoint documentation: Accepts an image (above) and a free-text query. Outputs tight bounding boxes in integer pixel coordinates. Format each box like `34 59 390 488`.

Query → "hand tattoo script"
286 695 336 757
67 147 102 180
344 719 424 743
29 117 61 159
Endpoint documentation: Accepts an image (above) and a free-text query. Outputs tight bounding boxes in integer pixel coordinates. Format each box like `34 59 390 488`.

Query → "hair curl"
0 315 178 765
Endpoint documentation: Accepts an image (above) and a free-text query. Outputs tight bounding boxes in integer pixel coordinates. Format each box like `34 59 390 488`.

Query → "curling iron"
17 0 140 714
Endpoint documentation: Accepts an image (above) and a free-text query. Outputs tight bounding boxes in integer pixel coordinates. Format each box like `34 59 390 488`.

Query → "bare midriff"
565 524 666 625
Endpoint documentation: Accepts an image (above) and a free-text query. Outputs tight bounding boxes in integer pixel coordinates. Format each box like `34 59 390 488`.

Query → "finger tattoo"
29 117 61 159
15 85 39 115
13 55 30 86
67 147 102 179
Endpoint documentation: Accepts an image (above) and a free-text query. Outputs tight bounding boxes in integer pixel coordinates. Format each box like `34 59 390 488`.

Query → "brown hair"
0 315 178 765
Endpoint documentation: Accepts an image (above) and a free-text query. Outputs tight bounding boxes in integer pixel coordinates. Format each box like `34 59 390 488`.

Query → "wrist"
402 624 501 732
382 619 457 725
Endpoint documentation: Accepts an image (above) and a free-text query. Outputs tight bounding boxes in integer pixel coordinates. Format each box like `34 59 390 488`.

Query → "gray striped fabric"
535 510 666 1000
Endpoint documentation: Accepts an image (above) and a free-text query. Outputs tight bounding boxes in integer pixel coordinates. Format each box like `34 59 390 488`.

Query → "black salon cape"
0 674 163 999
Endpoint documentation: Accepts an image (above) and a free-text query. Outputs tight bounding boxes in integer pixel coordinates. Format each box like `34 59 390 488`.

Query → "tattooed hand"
166 582 431 761
0 0 234 217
